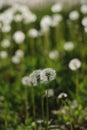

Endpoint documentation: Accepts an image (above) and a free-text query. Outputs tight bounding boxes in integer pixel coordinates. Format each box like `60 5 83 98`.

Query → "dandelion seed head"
15 49 24 58
0 51 8 59
58 93 68 100
51 3 63 13
22 76 30 86
51 14 63 27
49 50 59 60
69 58 81 71
84 27 87 32
80 4 87 14
1 24 11 33
29 70 42 86
82 17 87 27
13 14 23 22
13 31 25 44
11 55 21 64
28 28 39 38
40 68 56 83
69 11 79 21
1 39 11 48
64 41 74 51
40 15 52 32
23 13 37 24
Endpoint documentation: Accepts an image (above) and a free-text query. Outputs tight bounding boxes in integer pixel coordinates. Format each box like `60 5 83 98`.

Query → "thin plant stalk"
41 95 45 125
25 85 29 125
46 89 49 130
70 122 73 130
5 119 8 130
75 71 79 100
44 32 50 51
5 101 8 130
66 100 74 130
31 87 37 130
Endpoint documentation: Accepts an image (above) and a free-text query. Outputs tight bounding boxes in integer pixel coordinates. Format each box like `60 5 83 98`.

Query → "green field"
0 2 87 130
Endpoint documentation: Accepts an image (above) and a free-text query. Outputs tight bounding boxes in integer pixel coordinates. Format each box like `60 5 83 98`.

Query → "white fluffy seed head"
40 68 56 83
28 70 42 86
13 31 25 44
64 41 74 51
58 93 68 99
13 14 23 22
11 55 21 64
40 15 52 32
69 58 81 71
84 27 87 32
51 3 63 13
51 14 63 27
28 28 39 38
23 68 56 86
69 11 79 21
22 76 30 86
1 24 11 33
1 39 11 48
80 4 87 14
15 49 24 58
0 51 8 59
82 17 87 27
49 50 59 60
23 12 37 24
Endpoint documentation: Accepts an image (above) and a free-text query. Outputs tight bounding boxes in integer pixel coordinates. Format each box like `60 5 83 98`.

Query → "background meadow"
0 1 87 130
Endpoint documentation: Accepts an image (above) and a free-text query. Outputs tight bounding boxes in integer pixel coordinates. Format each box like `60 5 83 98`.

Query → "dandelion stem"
46 89 49 130
5 102 8 130
76 71 79 99
41 96 45 125
25 85 29 125
5 117 8 130
70 122 73 130
32 87 37 130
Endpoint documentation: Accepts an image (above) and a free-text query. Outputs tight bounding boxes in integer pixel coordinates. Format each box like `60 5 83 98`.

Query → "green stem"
25 86 29 125
5 101 8 130
41 96 45 124
70 122 73 130
46 89 49 130
76 71 79 99
32 88 37 130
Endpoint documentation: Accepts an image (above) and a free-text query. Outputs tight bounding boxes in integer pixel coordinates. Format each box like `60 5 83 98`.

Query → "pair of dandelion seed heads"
22 68 56 86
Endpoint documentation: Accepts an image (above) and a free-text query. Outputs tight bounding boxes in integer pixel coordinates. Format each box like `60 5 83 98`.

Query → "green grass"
0 3 87 130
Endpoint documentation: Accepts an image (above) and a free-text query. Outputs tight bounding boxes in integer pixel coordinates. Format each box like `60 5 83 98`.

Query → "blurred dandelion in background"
0 51 8 59
13 31 25 44
69 58 81 71
49 50 59 60
64 41 74 51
